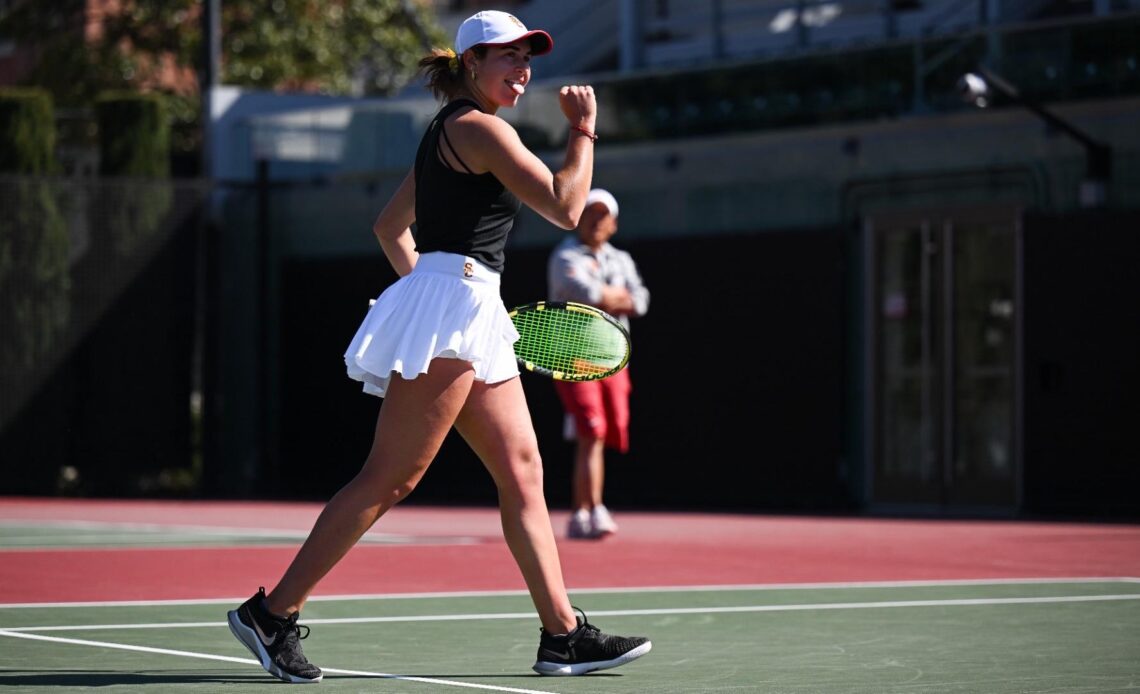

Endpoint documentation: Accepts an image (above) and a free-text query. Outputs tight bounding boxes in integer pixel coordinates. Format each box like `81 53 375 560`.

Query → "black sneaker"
532 607 652 676
226 587 323 684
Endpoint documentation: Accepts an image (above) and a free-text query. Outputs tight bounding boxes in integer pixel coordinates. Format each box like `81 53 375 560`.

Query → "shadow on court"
0 670 269 686
0 669 625 687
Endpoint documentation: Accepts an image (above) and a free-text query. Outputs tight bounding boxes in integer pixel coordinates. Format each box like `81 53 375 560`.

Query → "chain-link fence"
0 175 210 495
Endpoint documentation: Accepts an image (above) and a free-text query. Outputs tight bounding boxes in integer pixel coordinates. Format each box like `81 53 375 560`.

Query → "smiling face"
465 41 533 110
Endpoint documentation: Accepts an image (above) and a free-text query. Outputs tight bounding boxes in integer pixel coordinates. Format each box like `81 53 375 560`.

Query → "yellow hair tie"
445 48 459 71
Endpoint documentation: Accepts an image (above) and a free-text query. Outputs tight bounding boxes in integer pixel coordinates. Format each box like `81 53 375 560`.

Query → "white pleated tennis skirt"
344 252 521 398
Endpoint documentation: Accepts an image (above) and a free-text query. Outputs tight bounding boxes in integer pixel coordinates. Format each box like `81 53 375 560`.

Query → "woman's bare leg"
453 376 577 634
265 358 475 616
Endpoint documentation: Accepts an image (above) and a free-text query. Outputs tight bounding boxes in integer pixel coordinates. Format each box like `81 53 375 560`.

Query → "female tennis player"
226 9 652 683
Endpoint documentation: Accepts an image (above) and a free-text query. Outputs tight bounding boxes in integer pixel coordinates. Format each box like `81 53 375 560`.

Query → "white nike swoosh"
250 613 278 648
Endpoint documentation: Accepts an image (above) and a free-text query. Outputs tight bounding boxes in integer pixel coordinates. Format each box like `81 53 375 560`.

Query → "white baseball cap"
455 11 553 56
586 189 619 217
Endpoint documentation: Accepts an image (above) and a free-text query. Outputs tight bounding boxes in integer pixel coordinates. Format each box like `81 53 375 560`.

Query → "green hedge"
96 91 170 177
94 92 173 255
0 87 58 174
0 88 70 382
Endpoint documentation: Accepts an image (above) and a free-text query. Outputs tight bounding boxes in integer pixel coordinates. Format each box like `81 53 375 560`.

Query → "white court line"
0 519 481 548
0 520 316 538
0 630 559 694
1 576 1137 609
4 592 1140 633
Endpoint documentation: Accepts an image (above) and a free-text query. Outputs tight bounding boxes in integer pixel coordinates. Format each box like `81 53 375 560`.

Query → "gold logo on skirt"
463 262 474 278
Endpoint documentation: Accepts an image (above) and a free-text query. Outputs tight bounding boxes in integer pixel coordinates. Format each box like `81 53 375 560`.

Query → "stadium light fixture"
958 65 1112 207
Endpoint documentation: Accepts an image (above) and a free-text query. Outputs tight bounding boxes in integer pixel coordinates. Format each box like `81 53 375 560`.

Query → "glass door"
866 210 1019 510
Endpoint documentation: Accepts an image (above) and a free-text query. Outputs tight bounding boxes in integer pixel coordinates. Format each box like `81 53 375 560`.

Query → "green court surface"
2 580 1138 693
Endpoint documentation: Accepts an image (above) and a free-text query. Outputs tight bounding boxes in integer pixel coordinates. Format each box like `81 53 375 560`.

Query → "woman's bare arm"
372 168 418 276
449 86 597 230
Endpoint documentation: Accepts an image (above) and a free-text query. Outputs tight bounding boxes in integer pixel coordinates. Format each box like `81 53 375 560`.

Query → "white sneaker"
567 509 593 539
590 505 618 537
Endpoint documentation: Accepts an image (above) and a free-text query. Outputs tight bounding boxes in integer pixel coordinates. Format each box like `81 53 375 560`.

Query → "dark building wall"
1021 210 1140 518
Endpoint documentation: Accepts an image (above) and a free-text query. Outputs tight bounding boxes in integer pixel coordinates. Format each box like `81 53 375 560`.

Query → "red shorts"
553 367 632 453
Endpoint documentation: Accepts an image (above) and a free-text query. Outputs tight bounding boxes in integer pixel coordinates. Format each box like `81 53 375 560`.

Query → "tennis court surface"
2 497 1138 693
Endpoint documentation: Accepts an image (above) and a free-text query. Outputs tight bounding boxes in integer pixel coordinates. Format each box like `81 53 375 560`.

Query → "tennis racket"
508 301 630 381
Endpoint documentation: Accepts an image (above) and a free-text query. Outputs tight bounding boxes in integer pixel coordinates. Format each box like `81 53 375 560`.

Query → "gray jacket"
546 236 650 332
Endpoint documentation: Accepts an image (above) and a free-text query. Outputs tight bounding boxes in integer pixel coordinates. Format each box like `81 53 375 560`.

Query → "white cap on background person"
456 11 554 56
586 189 619 217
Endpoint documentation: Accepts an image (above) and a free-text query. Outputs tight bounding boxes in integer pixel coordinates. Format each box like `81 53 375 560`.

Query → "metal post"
201 0 221 179
711 0 725 61
619 0 643 73
255 158 272 488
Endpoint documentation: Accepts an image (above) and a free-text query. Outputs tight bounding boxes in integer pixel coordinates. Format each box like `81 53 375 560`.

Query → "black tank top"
413 98 522 273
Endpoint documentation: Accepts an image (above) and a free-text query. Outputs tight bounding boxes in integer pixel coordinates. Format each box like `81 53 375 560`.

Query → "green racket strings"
511 304 626 379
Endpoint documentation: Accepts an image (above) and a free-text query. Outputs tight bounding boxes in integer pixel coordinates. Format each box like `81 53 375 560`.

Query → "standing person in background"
547 189 650 540
225 11 651 683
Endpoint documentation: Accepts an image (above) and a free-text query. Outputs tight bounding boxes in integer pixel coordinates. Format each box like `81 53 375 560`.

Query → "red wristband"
571 125 598 142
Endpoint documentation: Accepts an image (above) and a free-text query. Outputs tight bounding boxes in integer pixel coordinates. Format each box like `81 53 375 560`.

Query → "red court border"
1 497 1138 603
